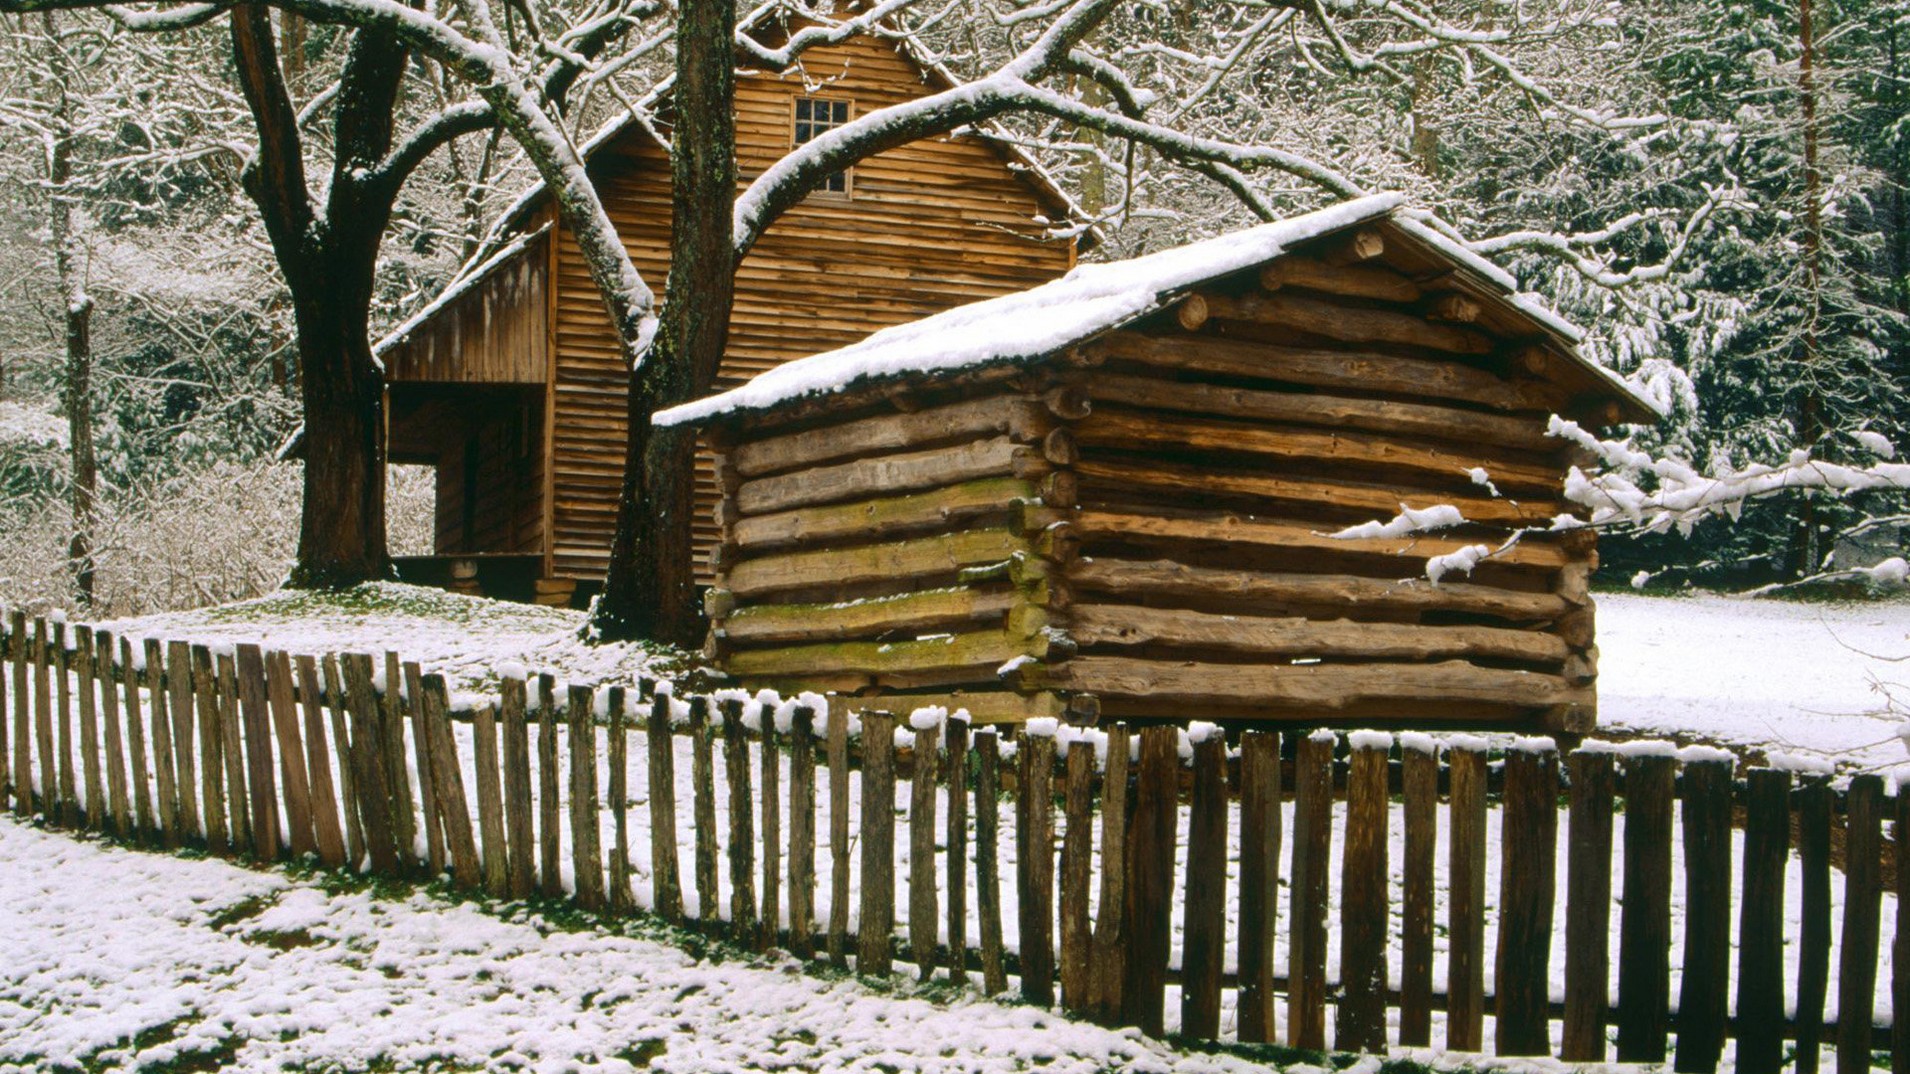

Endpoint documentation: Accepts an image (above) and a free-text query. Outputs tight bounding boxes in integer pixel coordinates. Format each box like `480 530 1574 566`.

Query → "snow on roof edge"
373 225 551 360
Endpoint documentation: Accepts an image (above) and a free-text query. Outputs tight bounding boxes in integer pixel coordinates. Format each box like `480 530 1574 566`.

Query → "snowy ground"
1596 591 1910 772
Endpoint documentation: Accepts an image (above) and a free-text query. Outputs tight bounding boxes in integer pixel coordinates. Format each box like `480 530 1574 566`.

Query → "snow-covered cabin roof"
657 194 1662 429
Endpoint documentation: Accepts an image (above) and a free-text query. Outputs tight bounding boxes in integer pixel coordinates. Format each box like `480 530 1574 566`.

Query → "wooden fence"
0 610 1906 1073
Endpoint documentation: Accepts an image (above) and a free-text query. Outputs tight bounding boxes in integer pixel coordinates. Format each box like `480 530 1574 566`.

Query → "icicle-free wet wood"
1122 725 1178 1038
1180 732 1227 1041
909 715 939 980
1737 768 1791 1074
501 674 535 898
975 728 1006 995
1617 752 1675 1063
1495 745 1556 1057
788 705 816 958
1059 735 1094 1012
1562 748 1615 1062
1446 740 1488 1052
1017 728 1056 1005
1235 729 1279 1043
1339 737 1390 1054
1287 732 1332 1051
53 623 75 827
1399 742 1438 1048
826 704 849 966
1837 775 1885 1074
857 710 896 976
647 689 682 922
408 662 445 877
1675 757 1734 1074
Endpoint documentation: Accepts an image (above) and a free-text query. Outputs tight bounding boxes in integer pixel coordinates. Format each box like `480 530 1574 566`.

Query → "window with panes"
792 96 852 195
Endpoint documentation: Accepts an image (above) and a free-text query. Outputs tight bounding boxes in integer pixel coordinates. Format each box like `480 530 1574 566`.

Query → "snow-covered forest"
0 0 1906 616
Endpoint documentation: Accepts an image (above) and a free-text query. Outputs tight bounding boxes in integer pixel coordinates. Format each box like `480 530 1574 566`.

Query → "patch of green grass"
244 926 320 951
205 893 278 929
617 1038 668 1068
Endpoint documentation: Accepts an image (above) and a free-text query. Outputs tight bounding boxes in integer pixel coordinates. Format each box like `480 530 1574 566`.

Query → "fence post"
1496 739 1558 1057
857 710 896 977
1087 724 1131 1024
788 703 816 958
1447 736 1488 1052
500 673 535 899
141 637 176 847
1562 745 1616 1062
1894 775 1910 1074
537 674 562 899
1617 748 1676 1063
53 622 75 827
8 611 27 816
826 704 850 967
33 619 54 820
75 628 102 828
381 654 418 867
341 653 397 874
760 698 783 951
909 710 940 980
264 650 314 859
1737 767 1792 1074
1059 729 1095 1012
943 711 969 984
474 700 510 896
1676 753 1735 1074
606 686 632 913
1181 726 1228 1041
194 646 229 855
1287 729 1333 1051
98 631 131 836
1837 775 1885 1074
403 662 444 878
1399 735 1438 1048
1235 729 1279 1043
1797 773 1835 1074
1122 724 1178 1038
691 695 719 923
975 727 1006 995
568 683 604 910
647 687 682 923
0 612 12 810
721 697 756 938
295 654 347 868
233 644 278 859
320 655 360 868
1018 720 1058 1006
167 641 198 842
1339 731 1392 1054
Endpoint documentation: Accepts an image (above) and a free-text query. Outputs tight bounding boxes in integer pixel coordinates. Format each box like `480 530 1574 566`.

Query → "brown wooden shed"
661 194 1661 731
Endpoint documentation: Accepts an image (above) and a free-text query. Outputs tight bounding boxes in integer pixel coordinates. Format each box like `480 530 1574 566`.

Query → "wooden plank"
735 435 1044 516
1338 734 1391 1053
1235 729 1279 1043
1288 730 1335 1049
1259 253 1423 302
76 630 102 828
1897 782 1910 1074
943 713 969 984
1069 510 1572 576
975 728 1007 995
718 586 1022 647
1616 752 1675 1063
858 710 897 976
644 688 681 920
233 645 278 860
52 623 75 826
692 695 720 922
729 479 1038 555
1561 748 1616 1062
139 638 175 844
537 674 563 898
97 631 131 836
727 527 1031 599
1736 768 1791 1074
32 620 53 820
908 712 940 979
1018 726 1058 1005
321 655 361 868
264 650 315 859
217 652 252 854
1121 725 1178 1038
167 642 198 842
1069 559 1571 624
295 655 347 868
1399 740 1438 1048
606 688 632 912
1837 775 1886 1074
788 704 817 958
1069 603 1569 666
407 662 445 877
1675 756 1734 1074
7 611 25 816
759 701 782 949
474 702 510 896
1494 742 1557 1057
827 704 851 966
1084 371 1551 453
194 646 228 855
1192 288 1495 354
1797 775 1835 1074
381 654 417 866
1087 720 1132 1021
124 636 156 841
721 698 758 939
1059 733 1094 1012
1446 739 1488 1051
341 654 398 875
568 684 604 909
732 394 1048 477
1036 656 1587 712
1180 730 1228 1040
500 673 536 898
0 612 14 813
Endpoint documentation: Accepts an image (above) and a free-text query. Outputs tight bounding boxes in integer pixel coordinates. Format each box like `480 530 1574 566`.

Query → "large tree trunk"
287 301 391 588
45 11 97 607
592 0 735 644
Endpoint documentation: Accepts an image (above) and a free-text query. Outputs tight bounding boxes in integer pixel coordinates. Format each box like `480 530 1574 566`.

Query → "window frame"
789 94 855 200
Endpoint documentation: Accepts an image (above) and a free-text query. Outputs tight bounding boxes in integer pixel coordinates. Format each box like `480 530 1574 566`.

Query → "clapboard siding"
545 33 1077 583
385 232 550 385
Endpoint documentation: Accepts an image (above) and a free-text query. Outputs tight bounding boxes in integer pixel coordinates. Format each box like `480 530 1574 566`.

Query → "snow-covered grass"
1597 590 1910 772
97 581 688 695
0 398 67 449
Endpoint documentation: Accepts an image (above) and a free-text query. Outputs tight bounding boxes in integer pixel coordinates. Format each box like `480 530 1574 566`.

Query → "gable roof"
655 193 1663 429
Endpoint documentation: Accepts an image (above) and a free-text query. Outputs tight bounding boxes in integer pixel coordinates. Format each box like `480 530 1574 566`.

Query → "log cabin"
372 21 1084 604
661 193 1662 732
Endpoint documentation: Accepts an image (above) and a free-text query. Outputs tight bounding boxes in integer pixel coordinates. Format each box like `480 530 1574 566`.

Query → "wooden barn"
661 193 1662 731
372 18 1082 604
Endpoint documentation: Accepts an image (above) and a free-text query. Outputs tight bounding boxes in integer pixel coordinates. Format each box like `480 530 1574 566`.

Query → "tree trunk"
287 306 391 588
1786 0 1825 580
44 12 97 607
592 0 735 644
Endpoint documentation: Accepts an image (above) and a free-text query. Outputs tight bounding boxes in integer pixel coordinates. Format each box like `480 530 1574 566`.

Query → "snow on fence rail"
0 609 1905 1072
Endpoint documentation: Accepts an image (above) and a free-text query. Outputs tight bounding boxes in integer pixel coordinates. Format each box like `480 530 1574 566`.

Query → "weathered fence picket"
857 710 895 977
908 711 938 980
647 688 682 923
